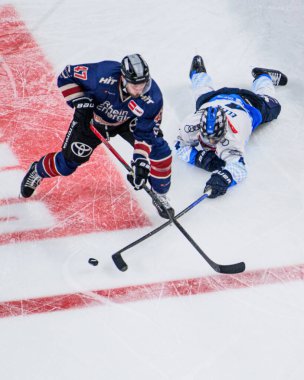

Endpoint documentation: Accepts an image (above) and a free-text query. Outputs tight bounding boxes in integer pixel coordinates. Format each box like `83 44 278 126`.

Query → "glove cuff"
72 96 95 109
213 169 233 185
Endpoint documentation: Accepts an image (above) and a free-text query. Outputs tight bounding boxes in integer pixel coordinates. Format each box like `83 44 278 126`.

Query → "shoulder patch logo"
128 100 144 117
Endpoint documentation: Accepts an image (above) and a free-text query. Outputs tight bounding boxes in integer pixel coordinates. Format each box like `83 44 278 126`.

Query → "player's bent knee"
259 95 281 123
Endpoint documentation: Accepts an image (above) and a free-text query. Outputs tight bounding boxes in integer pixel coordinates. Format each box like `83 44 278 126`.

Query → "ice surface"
0 0 304 379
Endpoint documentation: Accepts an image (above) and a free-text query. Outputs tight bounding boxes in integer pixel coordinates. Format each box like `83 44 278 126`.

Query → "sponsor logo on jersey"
71 142 93 157
228 149 242 157
184 124 200 133
140 95 154 104
128 100 144 117
99 76 118 85
97 101 129 122
221 138 230 147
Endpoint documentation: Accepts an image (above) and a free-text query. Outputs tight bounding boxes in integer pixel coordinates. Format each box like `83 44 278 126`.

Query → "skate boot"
189 55 206 79
252 67 288 86
152 191 175 219
20 162 43 198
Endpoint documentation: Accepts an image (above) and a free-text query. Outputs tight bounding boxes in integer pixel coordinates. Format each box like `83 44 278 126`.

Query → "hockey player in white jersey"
175 55 288 198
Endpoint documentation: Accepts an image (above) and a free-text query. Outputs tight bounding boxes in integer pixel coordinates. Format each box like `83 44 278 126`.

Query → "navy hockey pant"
196 87 281 127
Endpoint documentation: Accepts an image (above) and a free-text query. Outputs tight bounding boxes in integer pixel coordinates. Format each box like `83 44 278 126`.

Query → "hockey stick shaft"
90 125 245 274
139 186 245 273
113 192 210 256
145 187 245 274
90 125 131 172
112 188 245 274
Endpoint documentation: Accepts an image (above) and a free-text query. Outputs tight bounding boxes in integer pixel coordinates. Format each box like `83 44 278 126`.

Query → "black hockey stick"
113 187 245 274
90 125 245 274
112 191 210 271
145 186 245 274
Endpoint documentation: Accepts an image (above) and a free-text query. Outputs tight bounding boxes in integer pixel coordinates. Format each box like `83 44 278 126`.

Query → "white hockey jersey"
176 94 255 183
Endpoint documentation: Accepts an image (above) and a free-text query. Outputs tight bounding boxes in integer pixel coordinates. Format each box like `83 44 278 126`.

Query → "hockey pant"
36 118 172 194
192 73 281 129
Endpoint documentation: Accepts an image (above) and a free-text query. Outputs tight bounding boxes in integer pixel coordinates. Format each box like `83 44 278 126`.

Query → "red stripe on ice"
0 264 303 319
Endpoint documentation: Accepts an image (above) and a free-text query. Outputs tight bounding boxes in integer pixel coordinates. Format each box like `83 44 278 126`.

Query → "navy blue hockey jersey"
57 60 164 160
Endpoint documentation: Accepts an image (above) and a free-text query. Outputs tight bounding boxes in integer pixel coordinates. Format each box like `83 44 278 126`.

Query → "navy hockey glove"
72 96 95 127
127 158 150 190
204 169 233 198
195 150 226 172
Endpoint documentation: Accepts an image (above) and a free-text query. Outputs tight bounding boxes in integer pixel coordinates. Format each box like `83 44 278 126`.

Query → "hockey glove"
195 150 226 172
127 158 150 190
204 169 233 198
72 96 95 127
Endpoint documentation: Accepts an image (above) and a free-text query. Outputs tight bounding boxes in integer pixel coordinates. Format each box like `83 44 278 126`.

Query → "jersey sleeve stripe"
60 83 84 101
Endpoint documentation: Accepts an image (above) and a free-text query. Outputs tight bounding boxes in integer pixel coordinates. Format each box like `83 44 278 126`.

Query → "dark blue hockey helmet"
199 106 228 143
121 54 150 84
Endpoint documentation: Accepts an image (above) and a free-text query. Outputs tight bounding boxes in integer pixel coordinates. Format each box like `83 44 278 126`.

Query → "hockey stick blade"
113 248 245 274
171 217 246 275
213 261 245 274
112 252 128 272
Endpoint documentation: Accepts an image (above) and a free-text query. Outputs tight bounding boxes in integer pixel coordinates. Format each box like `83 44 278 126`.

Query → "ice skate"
152 191 175 219
252 67 288 86
20 162 43 198
189 55 206 79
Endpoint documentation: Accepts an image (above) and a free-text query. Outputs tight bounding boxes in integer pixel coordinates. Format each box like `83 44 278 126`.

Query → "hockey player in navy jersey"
175 55 287 198
20 54 174 218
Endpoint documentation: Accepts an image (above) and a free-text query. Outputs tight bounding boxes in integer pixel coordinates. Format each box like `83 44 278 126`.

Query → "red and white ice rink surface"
1 2 304 379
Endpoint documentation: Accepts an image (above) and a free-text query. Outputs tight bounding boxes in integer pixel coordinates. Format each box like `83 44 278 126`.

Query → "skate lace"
157 194 171 209
270 72 281 86
25 169 42 189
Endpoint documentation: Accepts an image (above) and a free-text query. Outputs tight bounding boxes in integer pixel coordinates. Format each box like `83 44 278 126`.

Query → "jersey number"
74 66 88 80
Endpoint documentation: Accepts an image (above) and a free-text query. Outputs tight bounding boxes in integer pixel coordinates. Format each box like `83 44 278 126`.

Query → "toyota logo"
71 142 93 157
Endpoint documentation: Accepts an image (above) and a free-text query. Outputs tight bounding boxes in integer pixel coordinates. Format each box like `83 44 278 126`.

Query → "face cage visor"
199 107 228 144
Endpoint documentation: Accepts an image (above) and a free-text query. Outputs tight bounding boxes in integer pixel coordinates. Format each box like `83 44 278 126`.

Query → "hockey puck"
88 258 99 266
